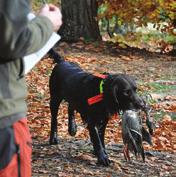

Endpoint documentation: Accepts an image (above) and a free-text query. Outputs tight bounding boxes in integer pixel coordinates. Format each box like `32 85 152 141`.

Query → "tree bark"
59 0 101 42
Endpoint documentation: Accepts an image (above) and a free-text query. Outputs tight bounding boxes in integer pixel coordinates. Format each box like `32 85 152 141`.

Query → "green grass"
148 82 176 93
171 113 176 121
153 110 166 121
153 111 176 121
141 30 176 45
139 81 176 121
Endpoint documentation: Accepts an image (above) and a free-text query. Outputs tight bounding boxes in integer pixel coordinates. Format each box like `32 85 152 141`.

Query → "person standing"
0 1 62 177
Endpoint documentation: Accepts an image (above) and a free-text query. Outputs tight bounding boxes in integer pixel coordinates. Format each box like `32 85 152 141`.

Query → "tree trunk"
59 0 101 42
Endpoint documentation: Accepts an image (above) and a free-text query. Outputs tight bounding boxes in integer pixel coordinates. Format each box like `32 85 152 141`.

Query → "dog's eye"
124 89 131 96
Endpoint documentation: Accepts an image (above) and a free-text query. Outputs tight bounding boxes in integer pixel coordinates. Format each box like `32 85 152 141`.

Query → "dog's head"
104 74 144 113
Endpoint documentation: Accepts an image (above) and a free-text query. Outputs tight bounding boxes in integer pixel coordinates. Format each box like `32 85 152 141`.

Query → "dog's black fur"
49 50 144 166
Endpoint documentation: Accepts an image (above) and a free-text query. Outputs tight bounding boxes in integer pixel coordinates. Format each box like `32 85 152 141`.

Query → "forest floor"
26 41 176 177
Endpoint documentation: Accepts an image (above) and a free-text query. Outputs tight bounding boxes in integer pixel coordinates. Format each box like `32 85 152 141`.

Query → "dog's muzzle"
134 96 145 109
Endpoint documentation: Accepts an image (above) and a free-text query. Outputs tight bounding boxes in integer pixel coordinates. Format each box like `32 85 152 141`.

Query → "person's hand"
39 4 62 32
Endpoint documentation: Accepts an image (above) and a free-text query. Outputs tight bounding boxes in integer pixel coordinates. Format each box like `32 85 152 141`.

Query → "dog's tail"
48 49 64 64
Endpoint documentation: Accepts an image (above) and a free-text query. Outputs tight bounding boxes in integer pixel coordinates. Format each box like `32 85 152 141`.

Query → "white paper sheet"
23 13 61 74
23 33 60 74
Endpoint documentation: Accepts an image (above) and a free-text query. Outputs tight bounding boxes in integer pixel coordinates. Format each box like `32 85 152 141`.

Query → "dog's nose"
135 97 145 109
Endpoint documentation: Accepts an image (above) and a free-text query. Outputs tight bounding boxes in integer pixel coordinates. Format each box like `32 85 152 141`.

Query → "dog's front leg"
98 120 108 150
88 125 110 166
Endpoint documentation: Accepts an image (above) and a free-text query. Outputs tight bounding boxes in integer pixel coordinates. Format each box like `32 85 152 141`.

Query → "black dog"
49 50 144 166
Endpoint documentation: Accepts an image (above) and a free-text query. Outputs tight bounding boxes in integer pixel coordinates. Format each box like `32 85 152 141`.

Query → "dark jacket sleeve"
0 0 53 60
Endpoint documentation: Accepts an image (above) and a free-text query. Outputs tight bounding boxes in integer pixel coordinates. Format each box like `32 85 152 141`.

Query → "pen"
42 0 47 4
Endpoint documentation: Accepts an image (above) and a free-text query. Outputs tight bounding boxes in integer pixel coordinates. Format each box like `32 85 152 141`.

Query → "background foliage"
32 0 176 52
98 0 176 51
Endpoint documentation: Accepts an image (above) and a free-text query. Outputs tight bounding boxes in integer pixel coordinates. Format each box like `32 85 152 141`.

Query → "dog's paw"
49 133 59 145
97 151 111 166
68 124 77 136
97 156 111 166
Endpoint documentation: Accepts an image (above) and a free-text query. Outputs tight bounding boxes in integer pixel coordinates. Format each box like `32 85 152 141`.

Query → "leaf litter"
26 42 176 176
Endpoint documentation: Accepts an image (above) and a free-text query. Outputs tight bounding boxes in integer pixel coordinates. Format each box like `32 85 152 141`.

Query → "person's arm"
24 16 54 55
0 0 61 60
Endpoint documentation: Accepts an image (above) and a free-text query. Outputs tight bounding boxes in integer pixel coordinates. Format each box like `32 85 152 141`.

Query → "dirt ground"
28 42 176 177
